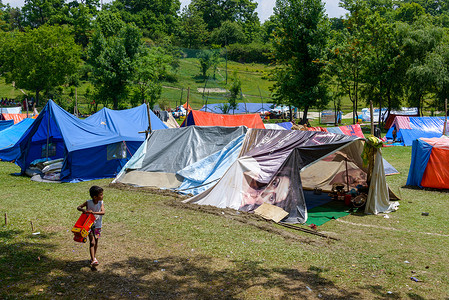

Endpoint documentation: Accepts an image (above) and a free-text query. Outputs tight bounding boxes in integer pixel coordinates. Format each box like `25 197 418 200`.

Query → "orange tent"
0 113 28 124
182 102 192 111
181 110 265 129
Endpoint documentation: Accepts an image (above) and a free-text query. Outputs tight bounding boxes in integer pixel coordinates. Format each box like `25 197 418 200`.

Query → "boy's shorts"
90 228 101 238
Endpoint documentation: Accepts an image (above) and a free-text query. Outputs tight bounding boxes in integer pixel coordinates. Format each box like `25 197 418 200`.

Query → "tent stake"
4 213 7 226
30 220 34 232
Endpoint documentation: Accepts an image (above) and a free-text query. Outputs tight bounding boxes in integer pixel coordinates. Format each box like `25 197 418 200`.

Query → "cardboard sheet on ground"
254 203 289 223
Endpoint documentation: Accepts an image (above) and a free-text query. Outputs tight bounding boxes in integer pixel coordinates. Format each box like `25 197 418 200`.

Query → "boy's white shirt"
87 200 103 228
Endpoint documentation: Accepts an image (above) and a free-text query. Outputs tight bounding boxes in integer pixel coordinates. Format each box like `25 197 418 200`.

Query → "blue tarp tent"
0 118 35 161
0 119 14 131
200 103 272 114
16 100 167 182
385 116 446 146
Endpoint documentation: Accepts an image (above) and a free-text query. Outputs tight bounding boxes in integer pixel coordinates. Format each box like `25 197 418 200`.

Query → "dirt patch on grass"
109 182 335 245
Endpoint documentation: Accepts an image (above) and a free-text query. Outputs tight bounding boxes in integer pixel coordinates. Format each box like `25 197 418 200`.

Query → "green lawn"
1 144 449 298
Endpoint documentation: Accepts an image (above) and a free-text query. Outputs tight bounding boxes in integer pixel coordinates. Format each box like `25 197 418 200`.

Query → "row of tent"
0 100 402 224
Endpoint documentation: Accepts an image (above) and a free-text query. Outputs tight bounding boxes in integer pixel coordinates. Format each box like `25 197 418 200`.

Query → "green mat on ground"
305 201 352 226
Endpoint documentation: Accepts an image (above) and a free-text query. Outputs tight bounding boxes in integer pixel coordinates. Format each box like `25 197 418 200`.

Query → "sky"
4 0 347 22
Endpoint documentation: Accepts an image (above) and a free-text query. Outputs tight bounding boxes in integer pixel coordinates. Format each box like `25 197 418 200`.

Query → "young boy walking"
77 186 105 267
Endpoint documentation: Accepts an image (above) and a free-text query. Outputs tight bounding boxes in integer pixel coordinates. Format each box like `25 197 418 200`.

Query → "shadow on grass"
0 229 428 299
1 246 427 299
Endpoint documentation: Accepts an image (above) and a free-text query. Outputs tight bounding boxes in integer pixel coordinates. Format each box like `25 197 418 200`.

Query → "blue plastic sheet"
16 100 167 182
0 119 34 161
0 120 13 131
177 135 245 195
406 139 433 187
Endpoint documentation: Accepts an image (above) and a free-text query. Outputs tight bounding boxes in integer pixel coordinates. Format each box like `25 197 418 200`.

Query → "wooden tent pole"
444 98 447 135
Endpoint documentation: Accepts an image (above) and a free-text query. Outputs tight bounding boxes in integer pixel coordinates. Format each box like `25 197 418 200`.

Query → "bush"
226 42 272 64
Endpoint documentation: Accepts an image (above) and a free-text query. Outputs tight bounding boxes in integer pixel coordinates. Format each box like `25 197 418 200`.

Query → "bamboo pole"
444 98 447 135
370 101 374 135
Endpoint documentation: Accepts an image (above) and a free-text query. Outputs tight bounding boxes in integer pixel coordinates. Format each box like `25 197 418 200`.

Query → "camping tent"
0 113 28 124
0 118 35 161
0 107 21 114
15 100 167 182
384 108 419 129
0 119 13 131
115 127 398 223
113 126 248 188
385 116 446 146
407 137 449 189
181 110 265 129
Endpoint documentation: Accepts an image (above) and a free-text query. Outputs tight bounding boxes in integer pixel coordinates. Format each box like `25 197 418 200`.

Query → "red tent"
181 110 265 129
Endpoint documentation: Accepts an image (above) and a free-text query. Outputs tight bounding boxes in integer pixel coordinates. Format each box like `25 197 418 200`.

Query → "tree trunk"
302 106 309 125
113 96 118 110
35 89 40 106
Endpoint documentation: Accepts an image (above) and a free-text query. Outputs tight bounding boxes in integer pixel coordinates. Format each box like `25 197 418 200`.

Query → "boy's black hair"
89 186 104 198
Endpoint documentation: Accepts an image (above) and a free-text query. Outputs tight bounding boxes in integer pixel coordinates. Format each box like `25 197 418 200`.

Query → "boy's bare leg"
94 236 98 260
88 233 95 262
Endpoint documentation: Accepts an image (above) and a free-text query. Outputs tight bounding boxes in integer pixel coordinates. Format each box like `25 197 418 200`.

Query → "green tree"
269 0 330 123
228 71 241 112
109 0 180 41
177 5 209 49
190 0 259 33
328 0 369 124
0 25 81 106
88 11 142 109
197 49 213 78
210 20 246 46
359 12 404 123
21 0 65 28
131 47 174 109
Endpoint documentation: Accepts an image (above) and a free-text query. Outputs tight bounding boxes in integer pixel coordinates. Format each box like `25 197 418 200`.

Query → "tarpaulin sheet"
181 110 265 129
0 107 21 114
200 103 272 114
177 134 245 195
136 126 247 174
0 118 34 161
407 137 449 189
277 122 293 130
0 113 27 124
186 130 361 223
0 119 13 131
386 116 446 146
16 100 167 182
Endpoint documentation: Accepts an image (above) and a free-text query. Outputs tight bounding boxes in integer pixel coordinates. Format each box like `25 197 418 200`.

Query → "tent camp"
15 100 167 182
407 137 449 189
181 110 265 129
114 127 398 223
0 118 34 161
385 116 446 146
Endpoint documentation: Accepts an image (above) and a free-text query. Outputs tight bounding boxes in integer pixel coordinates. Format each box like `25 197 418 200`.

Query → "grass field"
1 145 449 299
